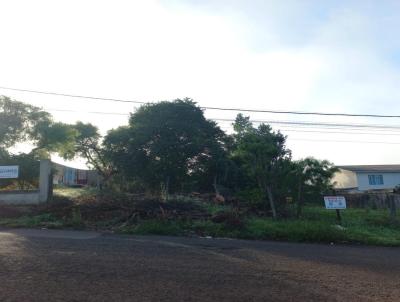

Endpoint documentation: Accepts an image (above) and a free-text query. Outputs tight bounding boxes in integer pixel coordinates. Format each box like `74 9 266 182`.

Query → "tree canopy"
0 96 51 149
233 114 291 218
0 95 339 218
0 96 106 166
104 98 227 195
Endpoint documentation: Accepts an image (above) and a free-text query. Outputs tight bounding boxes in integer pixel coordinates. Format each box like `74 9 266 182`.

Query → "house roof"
338 165 400 173
52 162 91 172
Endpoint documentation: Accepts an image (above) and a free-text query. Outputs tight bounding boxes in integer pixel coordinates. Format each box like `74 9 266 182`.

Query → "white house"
333 165 400 192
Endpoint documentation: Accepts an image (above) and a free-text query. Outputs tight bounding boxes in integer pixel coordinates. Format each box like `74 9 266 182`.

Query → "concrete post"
39 159 51 202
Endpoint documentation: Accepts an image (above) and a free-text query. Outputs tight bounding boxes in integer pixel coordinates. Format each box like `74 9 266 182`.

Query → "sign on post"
324 196 346 209
0 166 19 179
324 196 346 224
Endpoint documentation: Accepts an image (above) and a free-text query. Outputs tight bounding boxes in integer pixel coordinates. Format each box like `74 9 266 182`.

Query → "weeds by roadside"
1 187 400 246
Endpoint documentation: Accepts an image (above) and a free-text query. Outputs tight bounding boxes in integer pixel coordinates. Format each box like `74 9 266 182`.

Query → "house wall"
64 167 79 185
53 163 64 185
53 163 95 187
357 172 400 191
333 169 358 189
77 170 88 185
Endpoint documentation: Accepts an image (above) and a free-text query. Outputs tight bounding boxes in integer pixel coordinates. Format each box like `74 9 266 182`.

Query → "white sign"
324 196 346 209
0 166 19 179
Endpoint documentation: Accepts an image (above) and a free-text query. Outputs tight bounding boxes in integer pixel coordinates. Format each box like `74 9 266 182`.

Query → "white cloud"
1 0 400 167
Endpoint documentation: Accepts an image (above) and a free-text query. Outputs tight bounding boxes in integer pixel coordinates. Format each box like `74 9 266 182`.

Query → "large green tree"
233 114 291 218
0 96 51 149
67 122 114 182
104 99 226 197
0 96 83 159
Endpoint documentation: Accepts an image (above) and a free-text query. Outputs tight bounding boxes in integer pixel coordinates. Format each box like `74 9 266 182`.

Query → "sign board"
324 196 346 209
0 166 19 179
324 196 346 210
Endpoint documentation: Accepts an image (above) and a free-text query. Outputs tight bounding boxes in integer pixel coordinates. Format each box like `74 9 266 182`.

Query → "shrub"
235 188 265 210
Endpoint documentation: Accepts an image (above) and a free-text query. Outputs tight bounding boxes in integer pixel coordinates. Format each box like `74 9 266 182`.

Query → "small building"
53 163 98 187
333 165 400 192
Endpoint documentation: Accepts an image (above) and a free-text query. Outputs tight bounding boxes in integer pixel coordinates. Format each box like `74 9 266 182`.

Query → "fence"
342 192 400 209
0 159 52 205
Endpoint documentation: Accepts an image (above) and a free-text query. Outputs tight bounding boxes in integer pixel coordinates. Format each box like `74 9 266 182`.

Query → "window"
368 174 384 185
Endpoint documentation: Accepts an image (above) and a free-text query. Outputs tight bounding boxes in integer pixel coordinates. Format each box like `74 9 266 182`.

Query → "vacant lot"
1 187 400 246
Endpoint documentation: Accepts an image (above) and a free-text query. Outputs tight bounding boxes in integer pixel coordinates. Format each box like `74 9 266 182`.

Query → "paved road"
0 229 399 302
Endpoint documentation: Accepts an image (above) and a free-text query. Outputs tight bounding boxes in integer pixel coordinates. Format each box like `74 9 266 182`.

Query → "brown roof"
338 165 400 173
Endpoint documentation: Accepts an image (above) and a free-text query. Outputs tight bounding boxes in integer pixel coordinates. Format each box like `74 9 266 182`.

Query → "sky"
1 0 400 168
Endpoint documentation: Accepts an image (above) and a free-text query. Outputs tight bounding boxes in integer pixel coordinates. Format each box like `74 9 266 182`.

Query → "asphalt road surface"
0 229 399 302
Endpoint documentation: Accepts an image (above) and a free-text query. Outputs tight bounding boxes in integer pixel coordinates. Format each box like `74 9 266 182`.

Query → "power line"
204 106 400 118
48 108 130 116
45 107 400 130
2 85 400 118
219 124 400 137
0 86 146 104
46 109 400 132
213 118 400 130
290 138 400 145
50 108 400 141
263 123 400 133
4 87 400 143
276 128 400 136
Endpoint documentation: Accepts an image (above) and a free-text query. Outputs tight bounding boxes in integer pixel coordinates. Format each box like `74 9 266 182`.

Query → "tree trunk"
48 172 53 201
266 185 277 219
164 176 170 202
389 194 397 222
296 181 303 218
213 175 219 195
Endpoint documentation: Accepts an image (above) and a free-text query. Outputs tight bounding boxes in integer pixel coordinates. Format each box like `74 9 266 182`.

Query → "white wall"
0 160 51 205
0 191 40 205
357 172 400 191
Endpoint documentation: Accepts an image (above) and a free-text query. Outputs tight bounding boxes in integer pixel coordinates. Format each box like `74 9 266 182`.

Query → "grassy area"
53 186 97 199
1 188 400 246
120 206 400 246
0 213 65 229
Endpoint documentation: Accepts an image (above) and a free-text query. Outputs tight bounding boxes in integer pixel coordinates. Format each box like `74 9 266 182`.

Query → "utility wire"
212 118 400 130
2 85 400 118
289 138 400 145
49 108 130 116
47 109 400 132
50 108 400 141
0 86 146 104
4 86 400 144
271 128 400 136
46 109 400 130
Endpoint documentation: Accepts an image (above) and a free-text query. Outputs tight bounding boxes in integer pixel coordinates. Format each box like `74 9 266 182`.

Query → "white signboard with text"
324 196 346 210
0 166 19 179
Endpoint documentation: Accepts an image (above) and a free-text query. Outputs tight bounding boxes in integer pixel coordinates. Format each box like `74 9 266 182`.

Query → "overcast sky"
1 0 400 168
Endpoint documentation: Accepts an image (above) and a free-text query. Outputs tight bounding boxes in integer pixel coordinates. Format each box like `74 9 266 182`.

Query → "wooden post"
389 194 397 222
336 209 342 224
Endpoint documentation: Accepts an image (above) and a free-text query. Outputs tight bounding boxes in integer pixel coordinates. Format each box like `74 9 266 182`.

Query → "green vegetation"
54 186 97 199
104 99 227 197
2 190 398 246
119 206 400 246
1 97 399 247
0 213 64 229
1 97 337 219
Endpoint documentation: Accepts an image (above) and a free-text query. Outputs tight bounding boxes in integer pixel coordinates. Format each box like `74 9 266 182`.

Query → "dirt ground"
0 228 399 301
